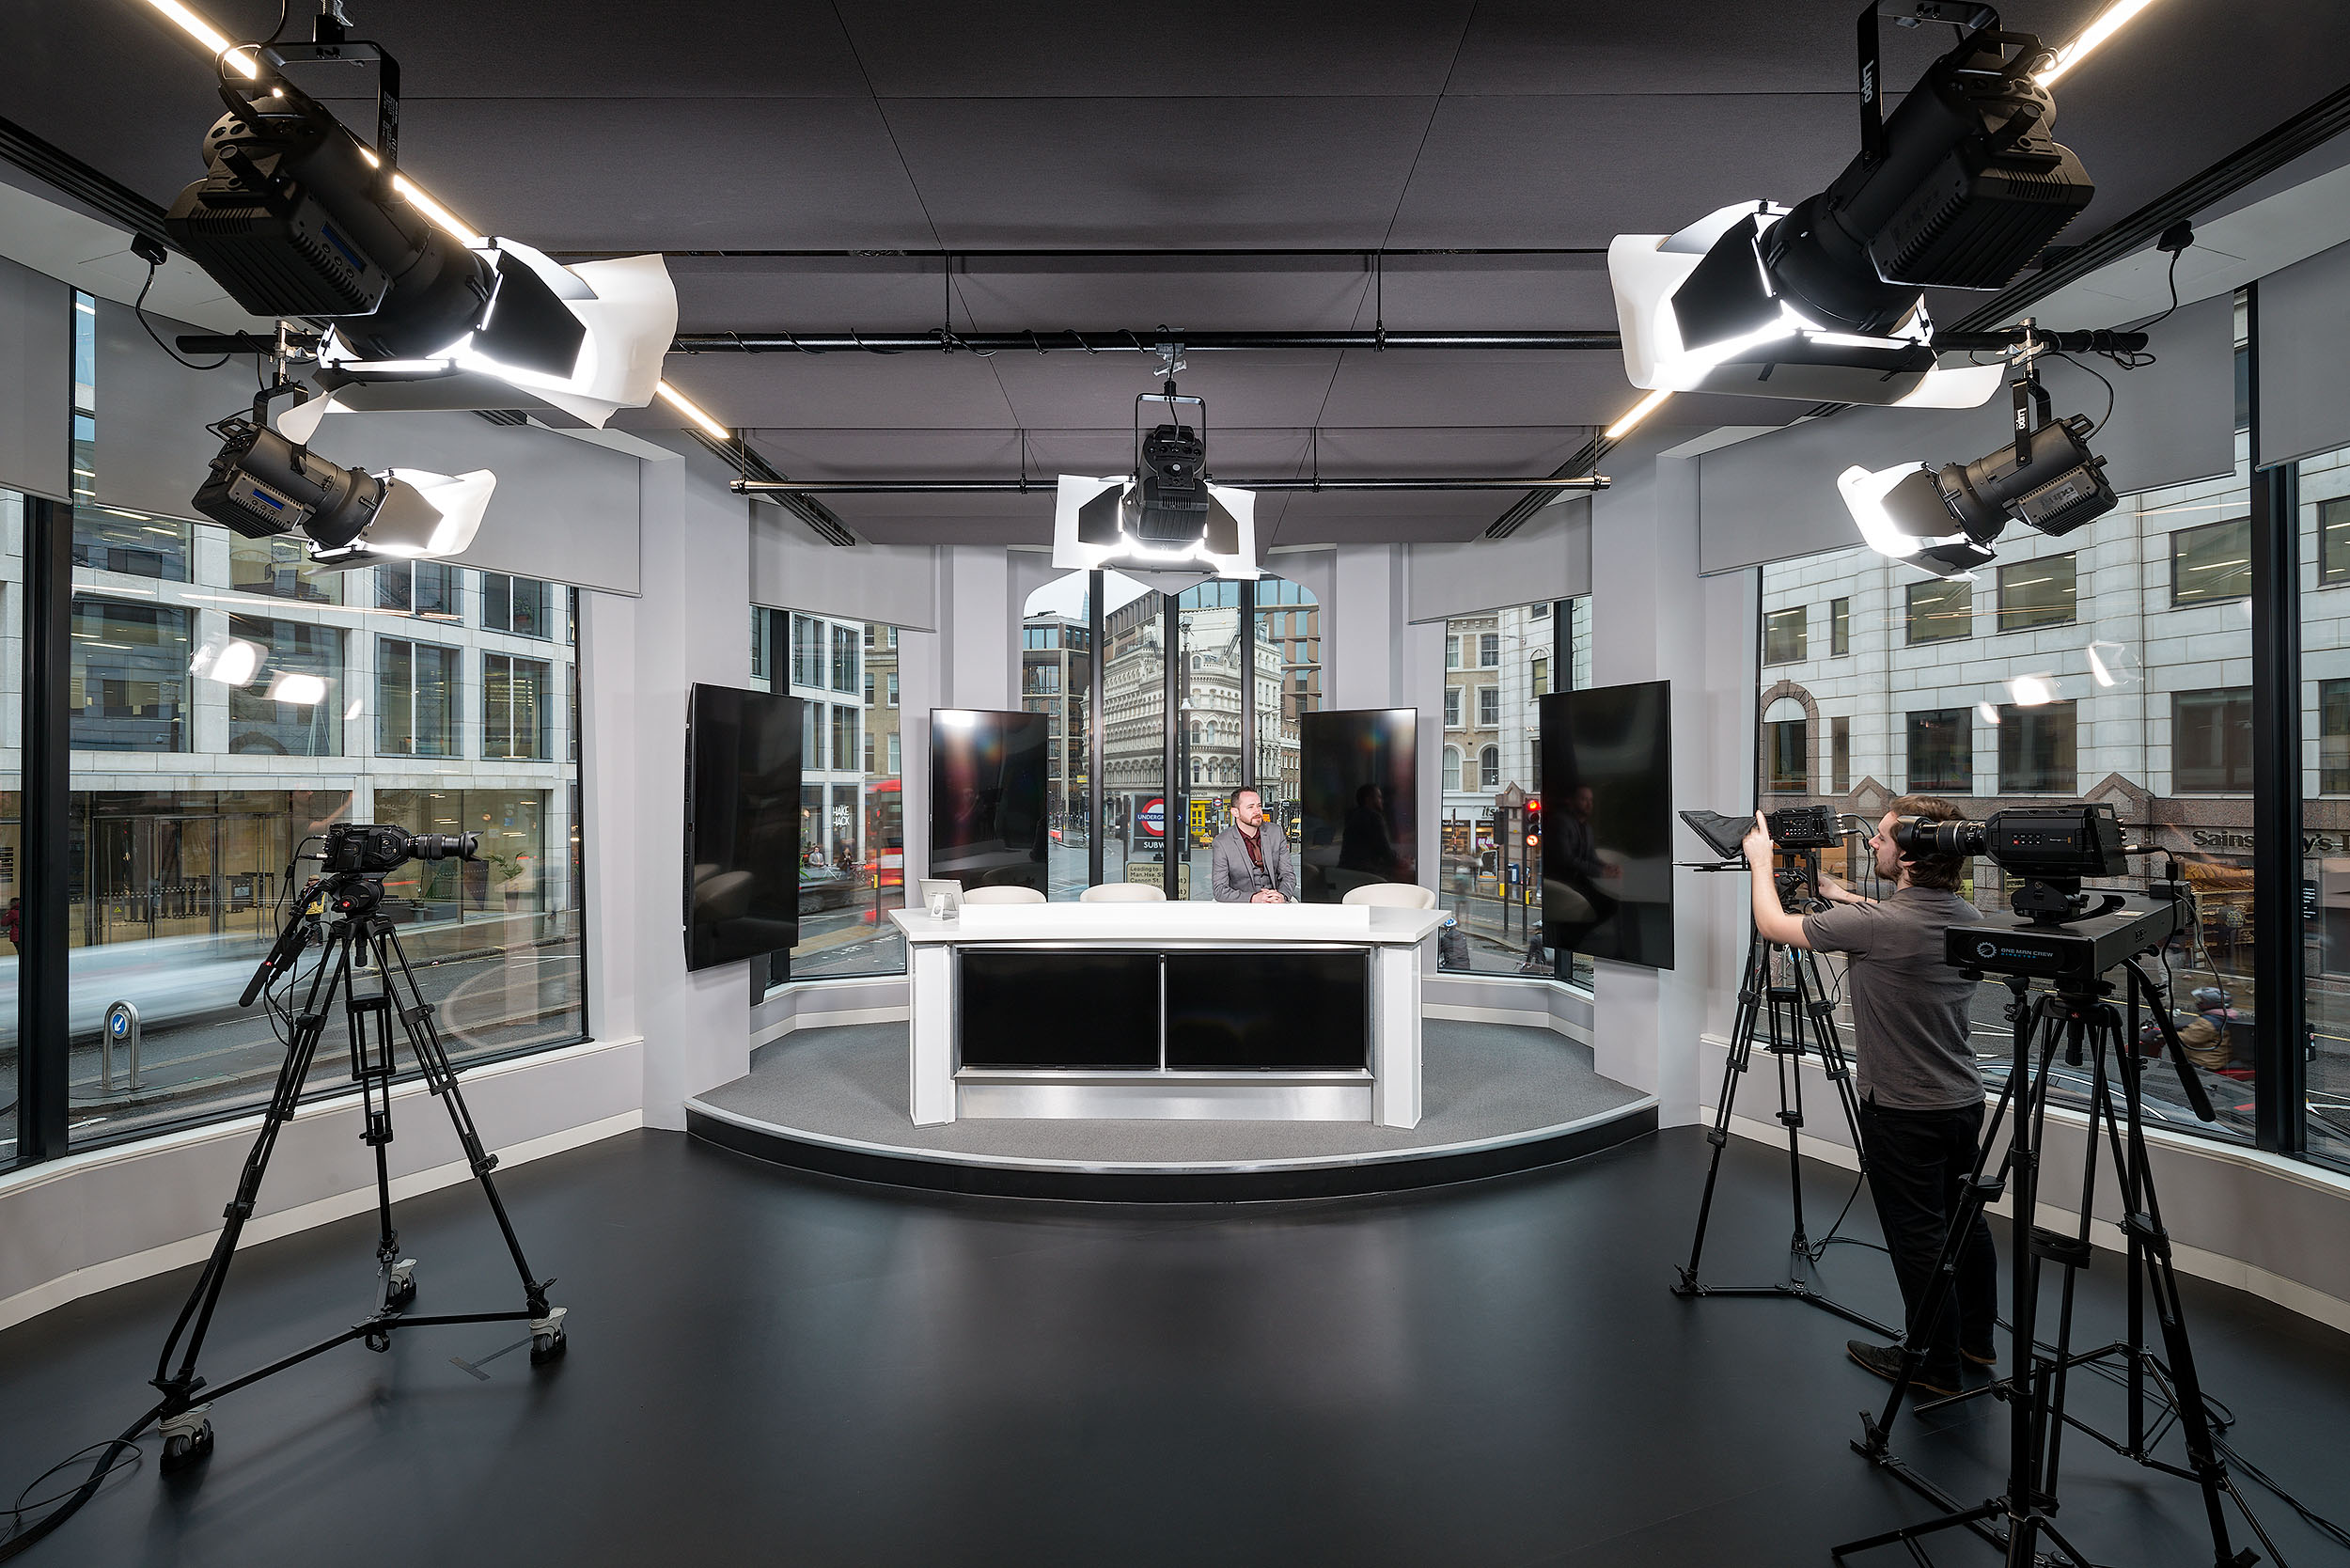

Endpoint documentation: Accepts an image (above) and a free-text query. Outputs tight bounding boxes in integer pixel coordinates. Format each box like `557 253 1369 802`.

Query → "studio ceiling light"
1608 4 2092 408
1605 389 1674 442
1840 353 2116 576
193 416 495 569
161 40 674 429
1052 381 1258 580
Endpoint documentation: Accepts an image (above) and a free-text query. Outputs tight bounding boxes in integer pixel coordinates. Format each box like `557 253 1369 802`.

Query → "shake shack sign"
2183 829 2350 855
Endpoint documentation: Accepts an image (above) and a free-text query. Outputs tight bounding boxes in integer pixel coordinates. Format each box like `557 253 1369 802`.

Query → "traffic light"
1525 797 1542 851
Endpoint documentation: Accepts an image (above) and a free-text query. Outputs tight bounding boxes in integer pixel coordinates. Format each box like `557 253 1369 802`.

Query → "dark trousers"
1858 1099 1998 1379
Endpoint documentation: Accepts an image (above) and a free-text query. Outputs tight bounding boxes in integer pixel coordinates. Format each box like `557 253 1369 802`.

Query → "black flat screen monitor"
1297 708 1418 902
930 709 1050 893
960 950 1160 1068
684 682 802 972
1540 682 1674 969
1165 951 1367 1069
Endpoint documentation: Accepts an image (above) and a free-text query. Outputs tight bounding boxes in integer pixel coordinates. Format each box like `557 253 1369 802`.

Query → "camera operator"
1742 797 1996 1398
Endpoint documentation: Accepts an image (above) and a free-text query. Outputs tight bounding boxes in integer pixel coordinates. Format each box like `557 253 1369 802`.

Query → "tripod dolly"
140 846 571 1472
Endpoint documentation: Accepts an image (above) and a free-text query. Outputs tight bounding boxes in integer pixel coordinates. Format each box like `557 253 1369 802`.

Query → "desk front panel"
953 946 1369 1073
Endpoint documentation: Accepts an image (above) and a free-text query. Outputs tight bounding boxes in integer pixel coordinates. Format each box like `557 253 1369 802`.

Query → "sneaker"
1962 1343 1998 1368
1847 1339 1962 1398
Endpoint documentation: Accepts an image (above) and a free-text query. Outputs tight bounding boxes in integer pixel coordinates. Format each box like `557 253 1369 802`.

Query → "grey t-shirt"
1802 886 1984 1111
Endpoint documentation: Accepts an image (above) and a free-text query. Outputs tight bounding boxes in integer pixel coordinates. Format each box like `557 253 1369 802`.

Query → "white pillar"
598 444 754 1129
1588 448 1758 1124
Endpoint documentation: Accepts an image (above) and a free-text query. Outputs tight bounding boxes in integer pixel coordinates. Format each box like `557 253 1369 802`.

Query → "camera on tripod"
321 822 479 875
1762 804 1841 850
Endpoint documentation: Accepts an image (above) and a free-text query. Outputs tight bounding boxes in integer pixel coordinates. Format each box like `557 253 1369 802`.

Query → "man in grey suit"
1211 787 1299 903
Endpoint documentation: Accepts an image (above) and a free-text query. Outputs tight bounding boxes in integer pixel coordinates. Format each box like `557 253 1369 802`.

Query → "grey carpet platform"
686 1019 1657 1200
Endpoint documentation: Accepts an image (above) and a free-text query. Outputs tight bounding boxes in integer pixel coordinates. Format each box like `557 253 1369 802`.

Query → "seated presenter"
1742 795 1995 1401
1213 787 1299 904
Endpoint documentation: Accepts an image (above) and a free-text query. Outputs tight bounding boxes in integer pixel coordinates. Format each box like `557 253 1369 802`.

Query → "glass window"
1765 719 1808 793
1445 635 1460 669
1904 578 1973 644
1906 709 1972 793
1829 597 1850 657
830 704 858 774
762 606 910 980
74 507 192 581
70 597 189 751
481 572 555 637
830 624 859 694
2320 496 2350 587
1996 701 2076 793
229 533 343 604
1438 602 1574 982
378 637 462 758
1763 341 2256 1156
1997 554 2077 633
0 495 25 1160
55 313 584 1152
2302 455 2350 1166
2170 517 2250 605
2322 679 2350 796
2173 688 2252 792
791 614 823 689
379 561 462 620
225 614 344 758
483 654 552 760
887 672 900 707
1762 605 1807 664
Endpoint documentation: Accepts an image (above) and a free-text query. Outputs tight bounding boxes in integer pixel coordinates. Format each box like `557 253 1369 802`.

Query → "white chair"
1079 882 1166 903
1343 883 1437 910
962 885 1046 905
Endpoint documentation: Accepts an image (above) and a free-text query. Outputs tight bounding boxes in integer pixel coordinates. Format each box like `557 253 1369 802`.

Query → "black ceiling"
15 0 2349 543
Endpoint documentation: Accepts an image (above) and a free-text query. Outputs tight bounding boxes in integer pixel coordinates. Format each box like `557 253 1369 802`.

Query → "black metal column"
21 495 71 1161
1239 580 1257 792
2247 278 2307 1156
1087 571 1104 889
2248 456 2305 1156
1161 592 1179 889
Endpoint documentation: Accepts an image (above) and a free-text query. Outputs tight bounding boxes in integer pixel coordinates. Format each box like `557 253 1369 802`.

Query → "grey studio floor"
4 1110 2350 1564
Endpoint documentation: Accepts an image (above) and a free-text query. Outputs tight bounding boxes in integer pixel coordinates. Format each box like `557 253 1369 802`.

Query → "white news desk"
888 902 1447 1128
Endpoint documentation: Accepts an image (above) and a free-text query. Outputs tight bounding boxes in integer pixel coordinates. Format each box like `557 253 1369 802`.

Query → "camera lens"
409 832 479 861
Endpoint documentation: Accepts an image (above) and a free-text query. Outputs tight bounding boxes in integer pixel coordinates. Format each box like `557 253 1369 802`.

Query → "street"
56 939 587 1145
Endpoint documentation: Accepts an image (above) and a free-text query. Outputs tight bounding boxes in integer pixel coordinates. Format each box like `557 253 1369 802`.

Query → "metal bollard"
102 999 141 1093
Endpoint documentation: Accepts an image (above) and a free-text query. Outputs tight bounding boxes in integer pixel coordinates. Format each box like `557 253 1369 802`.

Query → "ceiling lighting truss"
731 475 1611 495
673 329 1622 355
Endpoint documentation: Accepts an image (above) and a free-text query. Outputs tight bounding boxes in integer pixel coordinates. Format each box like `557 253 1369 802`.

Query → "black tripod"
1835 960 2268 1567
1675 855 1897 1339
142 873 569 1471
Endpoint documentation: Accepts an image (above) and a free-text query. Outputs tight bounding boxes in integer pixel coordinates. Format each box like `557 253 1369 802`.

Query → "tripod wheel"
160 1420 213 1474
386 1263 417 1309
530 1325 568 1366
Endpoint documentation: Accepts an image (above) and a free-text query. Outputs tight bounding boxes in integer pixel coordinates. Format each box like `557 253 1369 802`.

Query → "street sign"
1140 797 1165 837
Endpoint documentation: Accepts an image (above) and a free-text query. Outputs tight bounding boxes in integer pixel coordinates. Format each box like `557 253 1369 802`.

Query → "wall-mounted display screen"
930 708 1049 894
1540 682 1674 970
685 683 803 972
1298 709 1418 902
